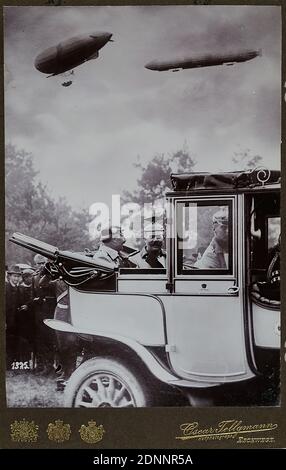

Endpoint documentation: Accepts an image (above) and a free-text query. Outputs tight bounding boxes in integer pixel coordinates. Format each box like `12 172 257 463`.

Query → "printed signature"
176 420 278 443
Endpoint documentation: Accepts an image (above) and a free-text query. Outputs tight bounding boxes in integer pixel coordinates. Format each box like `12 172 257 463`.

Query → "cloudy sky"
4 5 281 209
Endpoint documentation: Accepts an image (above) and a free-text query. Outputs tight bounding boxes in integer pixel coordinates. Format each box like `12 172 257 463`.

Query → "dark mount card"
0 0 285 450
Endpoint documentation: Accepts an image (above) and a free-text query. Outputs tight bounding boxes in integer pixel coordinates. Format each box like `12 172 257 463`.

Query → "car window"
176 200 233 275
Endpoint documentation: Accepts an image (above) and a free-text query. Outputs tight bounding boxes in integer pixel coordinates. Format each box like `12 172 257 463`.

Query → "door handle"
227 285 239 294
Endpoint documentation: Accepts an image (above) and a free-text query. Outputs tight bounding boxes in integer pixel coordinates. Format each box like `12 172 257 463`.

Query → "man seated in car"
254 234 280 302
194 208 229 270
93 225 136 268
129 223 166 269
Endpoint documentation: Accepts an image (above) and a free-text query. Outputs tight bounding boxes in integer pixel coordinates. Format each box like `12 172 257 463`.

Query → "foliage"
5 144 91 266
122 145 196 205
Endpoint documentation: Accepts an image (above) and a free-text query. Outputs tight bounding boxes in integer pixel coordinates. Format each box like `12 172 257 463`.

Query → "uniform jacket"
17 282 35 343
32 270 56 320
129 246 166 269
93 244 136 268
5 281 20 332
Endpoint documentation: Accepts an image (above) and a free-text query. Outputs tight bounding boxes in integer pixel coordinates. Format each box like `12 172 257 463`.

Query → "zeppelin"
34 31 113 76
145 49 262 72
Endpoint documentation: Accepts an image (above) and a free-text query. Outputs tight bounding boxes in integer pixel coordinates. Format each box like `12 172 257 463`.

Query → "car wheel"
64 357 150 407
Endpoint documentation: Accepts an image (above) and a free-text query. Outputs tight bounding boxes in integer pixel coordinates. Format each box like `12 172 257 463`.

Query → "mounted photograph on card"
3 3 281 417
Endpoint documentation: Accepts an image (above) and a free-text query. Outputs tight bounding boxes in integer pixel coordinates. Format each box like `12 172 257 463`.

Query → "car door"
164 195 255 383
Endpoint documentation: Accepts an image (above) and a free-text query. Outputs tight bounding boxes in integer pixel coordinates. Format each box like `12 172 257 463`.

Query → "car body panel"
69 289 166 346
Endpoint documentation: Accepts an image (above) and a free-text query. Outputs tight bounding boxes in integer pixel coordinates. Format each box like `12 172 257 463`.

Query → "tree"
5 144 92 265
45 198 91 251
123 145 196 205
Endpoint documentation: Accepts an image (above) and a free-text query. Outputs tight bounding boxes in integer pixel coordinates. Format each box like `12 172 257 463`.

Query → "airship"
145 49 262 72
34 31 113 79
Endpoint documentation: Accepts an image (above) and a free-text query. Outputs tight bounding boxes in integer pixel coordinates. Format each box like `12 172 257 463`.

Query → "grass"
6 370 280 408
6 370 64 408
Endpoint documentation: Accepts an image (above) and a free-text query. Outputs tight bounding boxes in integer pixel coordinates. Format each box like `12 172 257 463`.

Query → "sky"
4 5 281 209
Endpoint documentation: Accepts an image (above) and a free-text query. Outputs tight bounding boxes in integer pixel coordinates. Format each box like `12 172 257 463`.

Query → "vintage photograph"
4 5 281 409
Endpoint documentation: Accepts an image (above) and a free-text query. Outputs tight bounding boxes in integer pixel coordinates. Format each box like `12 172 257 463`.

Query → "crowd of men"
6 251 84 391
5 254 57 375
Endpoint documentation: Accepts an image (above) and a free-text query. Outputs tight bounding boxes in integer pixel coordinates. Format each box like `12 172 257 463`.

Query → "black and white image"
4 5 281 408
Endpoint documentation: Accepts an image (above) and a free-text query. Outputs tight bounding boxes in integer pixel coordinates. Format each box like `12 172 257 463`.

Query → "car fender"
45 319 218 389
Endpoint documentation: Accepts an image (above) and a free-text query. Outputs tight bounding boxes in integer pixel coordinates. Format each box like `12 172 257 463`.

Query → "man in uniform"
5 265 22 368
38 273 78 390
32 254 56 375
93 225 136 268
194 209 229 269
129 223 166 269
254 233 280 302
17 268 35 364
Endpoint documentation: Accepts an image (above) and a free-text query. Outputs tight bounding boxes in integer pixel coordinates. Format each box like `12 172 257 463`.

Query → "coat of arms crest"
79 420 105 444
10 419 39 443
47 420 71 443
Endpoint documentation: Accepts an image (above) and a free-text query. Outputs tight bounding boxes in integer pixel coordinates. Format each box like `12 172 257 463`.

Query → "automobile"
10 167 280 407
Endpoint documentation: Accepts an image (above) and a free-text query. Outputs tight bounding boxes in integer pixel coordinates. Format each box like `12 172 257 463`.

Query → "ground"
6 370 63 408
6 370 280 408
5 369 187 408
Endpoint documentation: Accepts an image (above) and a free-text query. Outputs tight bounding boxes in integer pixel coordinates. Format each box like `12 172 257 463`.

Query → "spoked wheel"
64 357 150 408
74 372 136 408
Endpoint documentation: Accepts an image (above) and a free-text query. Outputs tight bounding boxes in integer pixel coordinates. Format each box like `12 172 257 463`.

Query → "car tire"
64 356 151 408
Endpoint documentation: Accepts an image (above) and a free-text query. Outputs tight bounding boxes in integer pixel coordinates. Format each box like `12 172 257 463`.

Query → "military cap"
212 209 228 226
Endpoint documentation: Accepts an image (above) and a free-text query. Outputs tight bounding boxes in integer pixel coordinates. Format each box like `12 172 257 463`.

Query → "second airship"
145 49 261 72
